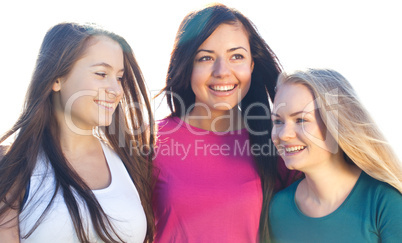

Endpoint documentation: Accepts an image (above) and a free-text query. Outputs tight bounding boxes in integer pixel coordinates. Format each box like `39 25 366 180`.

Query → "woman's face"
190 22 254 113
271 83 338 173
52 36 124 132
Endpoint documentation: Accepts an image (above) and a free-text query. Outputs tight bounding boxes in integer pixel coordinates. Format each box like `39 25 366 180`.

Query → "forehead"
81 36 123 59
199 22 250 48
274 83 316 114
72 35 124 70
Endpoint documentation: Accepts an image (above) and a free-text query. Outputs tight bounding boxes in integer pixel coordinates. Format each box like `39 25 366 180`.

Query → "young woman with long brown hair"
0 23 154 242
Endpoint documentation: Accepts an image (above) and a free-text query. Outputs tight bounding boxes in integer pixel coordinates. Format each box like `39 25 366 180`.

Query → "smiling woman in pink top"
153 3 299 242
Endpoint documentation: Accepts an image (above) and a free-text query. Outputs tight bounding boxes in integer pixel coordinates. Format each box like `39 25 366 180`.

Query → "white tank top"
19 142 147 242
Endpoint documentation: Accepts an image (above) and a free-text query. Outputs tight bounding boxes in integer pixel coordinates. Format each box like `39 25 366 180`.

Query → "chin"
283 159 302 171
101 121 113 127
99 122 112 127
213 106 236 111
213 102 240 111
96 117 114 127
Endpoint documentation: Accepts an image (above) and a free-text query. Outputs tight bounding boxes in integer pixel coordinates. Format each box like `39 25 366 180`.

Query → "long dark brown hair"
0 23 154 242
158 3 281 241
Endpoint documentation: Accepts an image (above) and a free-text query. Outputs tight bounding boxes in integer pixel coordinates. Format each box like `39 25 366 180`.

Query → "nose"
106 76 123 99
212 57 231 78
277 122 296 142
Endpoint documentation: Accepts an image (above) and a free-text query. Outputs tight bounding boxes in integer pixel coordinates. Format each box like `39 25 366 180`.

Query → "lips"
209 84 237 92
95 100 115 110
276 145 307 157
285 146 306 153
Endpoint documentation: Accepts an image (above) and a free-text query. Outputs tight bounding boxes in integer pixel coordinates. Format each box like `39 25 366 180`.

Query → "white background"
0 0 400 160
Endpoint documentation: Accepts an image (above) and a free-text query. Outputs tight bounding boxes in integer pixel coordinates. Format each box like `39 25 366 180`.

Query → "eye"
117 76 124 82
231 54 244 60
95 72 107 78
296 118 307 123
273 119 283 125
198 56 213 62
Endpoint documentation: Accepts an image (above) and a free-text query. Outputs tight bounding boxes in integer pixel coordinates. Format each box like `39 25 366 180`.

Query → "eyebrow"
228 47 248 52
91 62 124 72
271 111 312 118
195 46 249 55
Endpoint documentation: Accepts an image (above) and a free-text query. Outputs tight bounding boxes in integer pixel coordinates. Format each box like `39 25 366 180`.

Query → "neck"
58 127 99 154
296 158 361 217
304 165 360 201
185 105 244 132
54 113 99 155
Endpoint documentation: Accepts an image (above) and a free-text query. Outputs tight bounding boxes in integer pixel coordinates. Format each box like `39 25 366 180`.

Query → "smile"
209 84 237 92
95 100 114 109
285 146 306 153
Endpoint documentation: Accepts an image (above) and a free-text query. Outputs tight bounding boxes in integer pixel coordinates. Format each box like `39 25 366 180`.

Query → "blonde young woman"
269 68 402 242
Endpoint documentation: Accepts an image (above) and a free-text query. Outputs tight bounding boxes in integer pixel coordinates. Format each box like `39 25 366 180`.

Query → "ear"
251 60 255 72
52 78 61 92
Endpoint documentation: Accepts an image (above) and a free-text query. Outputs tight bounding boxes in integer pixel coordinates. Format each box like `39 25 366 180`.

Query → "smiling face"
271 83 338 172
52 35 124 132
190 22 254 113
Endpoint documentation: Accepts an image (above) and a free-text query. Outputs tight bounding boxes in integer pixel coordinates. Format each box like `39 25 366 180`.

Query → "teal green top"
269 172 402 243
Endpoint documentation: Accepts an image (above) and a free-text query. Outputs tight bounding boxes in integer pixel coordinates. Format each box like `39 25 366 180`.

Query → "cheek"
301 123 315 136
271 125 278 138
59 89 77 110
190 70 208 95
271 127 280 145
303 123 325 141
302 124 336 153
191 64 209 82
271 134 278 147
236 65 252 90
271 130 285 155
115 93 123 104
237 64 253 78
317 120 328 140
117 83 123 100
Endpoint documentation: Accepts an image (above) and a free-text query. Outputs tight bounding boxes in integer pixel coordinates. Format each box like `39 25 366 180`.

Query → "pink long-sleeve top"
152 117 296 242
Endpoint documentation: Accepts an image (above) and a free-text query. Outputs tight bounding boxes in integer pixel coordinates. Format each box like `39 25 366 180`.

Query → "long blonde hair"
276 68 402 193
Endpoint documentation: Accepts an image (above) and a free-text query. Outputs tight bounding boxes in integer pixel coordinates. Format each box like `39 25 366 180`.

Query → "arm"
0 196 21 243
377 187 402 242
0 145 21 243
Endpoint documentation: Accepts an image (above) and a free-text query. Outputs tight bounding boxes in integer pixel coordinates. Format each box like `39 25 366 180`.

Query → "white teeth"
96 101 114 109
210 84 236 92
285 146 305 153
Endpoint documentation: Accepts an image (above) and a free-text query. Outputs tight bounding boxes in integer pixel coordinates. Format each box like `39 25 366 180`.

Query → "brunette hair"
276 68 402 192
158 3 281 241
0 23 154 242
